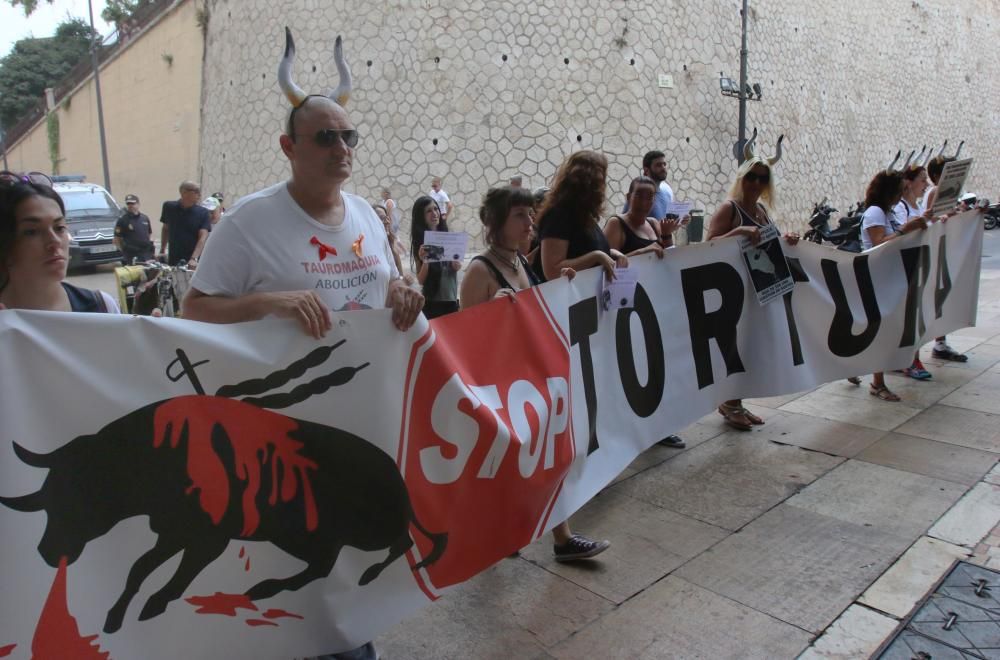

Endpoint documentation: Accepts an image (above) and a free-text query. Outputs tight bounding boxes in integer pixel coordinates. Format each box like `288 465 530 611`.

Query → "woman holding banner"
860 154 928 401
704 133 797 431
534 150 628 282
0 174 120 314
603 176 677 256
894 163 934 380
460 185 611 562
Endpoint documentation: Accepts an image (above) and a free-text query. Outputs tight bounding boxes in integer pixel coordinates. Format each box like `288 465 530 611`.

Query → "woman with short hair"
460 185 610 562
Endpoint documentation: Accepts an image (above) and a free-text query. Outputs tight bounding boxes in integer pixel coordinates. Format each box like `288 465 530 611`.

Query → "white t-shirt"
861 205 901 251
191 182 399 312
893 200 921 222
428 189 451 216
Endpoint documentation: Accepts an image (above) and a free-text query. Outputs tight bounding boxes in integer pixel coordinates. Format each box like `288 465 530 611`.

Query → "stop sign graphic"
398 289 575 592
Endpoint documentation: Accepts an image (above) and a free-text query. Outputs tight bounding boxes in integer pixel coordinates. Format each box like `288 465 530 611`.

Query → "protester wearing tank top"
459 185 611 563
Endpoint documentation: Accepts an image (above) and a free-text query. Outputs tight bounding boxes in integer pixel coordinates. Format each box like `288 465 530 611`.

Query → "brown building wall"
4 0 204 232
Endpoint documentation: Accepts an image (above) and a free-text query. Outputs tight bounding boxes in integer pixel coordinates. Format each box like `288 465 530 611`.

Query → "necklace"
488 247 520 272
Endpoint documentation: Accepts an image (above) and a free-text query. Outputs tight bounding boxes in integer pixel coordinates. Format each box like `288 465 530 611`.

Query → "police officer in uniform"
114 194 155 264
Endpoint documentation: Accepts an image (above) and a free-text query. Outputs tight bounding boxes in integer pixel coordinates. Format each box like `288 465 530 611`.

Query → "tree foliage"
0 18 95 129
101 0 156 27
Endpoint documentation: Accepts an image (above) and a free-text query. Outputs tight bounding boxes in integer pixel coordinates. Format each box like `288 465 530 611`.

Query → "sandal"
740 407 765 425
718 403 753 431
870 384 900 402
847 376 862 385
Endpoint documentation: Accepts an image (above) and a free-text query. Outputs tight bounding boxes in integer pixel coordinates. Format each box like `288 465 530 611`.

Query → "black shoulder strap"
520 254 540 286
471 255 514 291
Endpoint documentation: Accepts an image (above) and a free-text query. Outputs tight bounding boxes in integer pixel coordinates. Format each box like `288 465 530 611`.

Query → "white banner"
0 213 982 659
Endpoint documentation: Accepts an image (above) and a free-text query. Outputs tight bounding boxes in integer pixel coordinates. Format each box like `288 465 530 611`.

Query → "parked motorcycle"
981 201 999 230
803 198 864 252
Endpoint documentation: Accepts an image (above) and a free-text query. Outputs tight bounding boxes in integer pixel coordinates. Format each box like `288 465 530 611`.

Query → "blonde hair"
727 157 776 209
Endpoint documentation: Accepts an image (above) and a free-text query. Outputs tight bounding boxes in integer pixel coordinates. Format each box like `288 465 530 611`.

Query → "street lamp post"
87 0 112 193
719 0 762 165
737 0 749 165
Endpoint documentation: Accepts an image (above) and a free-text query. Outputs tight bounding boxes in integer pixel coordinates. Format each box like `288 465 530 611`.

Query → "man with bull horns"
184 29 423 340
183 28 417 660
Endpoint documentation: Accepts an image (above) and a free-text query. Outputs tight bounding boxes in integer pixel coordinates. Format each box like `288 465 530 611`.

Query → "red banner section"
400 291 574 589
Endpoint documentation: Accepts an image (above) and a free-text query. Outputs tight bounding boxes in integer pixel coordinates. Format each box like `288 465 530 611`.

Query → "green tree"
101 0 156 27
0 18 95 129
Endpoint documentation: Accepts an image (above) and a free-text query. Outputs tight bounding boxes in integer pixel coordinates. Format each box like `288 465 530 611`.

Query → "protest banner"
0 212 983 658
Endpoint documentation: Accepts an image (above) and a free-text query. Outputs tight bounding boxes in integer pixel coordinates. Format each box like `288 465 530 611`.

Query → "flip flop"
718 404 753 431
870 384 900 402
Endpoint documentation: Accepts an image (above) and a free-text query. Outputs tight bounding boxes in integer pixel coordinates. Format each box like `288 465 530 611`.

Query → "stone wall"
198 0 1000 244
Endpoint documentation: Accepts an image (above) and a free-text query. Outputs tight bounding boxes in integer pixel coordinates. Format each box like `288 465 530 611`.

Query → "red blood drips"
31 557 109 659
261 609 304 620
153 396 319 535
244 557 250 572
0 644 16 657
245 619 279 627
184 592 258 616
238 546 245 559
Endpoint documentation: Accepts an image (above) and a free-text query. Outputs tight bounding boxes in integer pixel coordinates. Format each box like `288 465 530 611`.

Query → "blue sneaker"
903 366 932 380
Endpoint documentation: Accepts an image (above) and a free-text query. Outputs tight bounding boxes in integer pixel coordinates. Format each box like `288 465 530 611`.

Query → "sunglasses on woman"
743 171 770 185
0 170 54 188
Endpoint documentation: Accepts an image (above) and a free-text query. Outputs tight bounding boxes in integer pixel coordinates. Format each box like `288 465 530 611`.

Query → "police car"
53 179 123 269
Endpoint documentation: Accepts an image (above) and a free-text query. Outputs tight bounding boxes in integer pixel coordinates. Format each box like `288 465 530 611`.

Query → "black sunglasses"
744 171 770 184
304 129 359 148
0 170 54 188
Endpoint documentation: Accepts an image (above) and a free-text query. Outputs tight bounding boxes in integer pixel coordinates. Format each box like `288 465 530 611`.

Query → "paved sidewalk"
380 231 1000 659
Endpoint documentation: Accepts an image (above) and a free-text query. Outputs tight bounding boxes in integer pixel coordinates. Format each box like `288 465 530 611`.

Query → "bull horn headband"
952 140 964 159
885 150 902 174
742 127 784 166
278 27 352 108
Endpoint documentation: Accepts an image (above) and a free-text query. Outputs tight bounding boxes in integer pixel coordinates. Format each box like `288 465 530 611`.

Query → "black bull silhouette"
0 350 447 634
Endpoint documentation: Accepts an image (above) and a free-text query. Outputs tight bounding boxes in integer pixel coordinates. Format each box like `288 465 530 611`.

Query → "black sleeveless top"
471 253 539 292
731 201 773 228
61 282 109 313
612 216 659 253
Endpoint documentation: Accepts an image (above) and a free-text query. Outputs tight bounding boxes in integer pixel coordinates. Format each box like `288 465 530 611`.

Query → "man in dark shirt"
159 181 211 266
114 194 155 264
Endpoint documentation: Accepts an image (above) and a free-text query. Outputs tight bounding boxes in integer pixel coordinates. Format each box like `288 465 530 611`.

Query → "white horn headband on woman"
278 27 353 108
743 128 784 165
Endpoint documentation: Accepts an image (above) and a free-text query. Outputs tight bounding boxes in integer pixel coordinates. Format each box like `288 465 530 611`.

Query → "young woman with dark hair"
604 176 678 256
459 185 610 562
411 195 460 319
0 177 119 313
859 163 928 401
894 165 935 380
535 150 627 282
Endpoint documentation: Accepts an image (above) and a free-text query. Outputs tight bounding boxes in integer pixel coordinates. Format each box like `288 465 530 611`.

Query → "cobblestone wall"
198 0 1000 243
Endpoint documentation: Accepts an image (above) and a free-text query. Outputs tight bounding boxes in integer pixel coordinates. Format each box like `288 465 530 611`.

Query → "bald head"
285 95 349 140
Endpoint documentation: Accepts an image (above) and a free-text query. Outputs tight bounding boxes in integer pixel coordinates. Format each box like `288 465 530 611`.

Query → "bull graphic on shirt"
0 341 448 634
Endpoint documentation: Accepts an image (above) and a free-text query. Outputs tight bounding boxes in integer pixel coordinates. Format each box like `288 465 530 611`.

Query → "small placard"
422 231 468 263
931 158 973 216
657 74 674 89
739 224 794 306
602 265 639 311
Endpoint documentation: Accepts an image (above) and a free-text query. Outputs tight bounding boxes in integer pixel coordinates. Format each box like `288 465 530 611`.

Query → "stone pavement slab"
797 604 900 660
675 504 907 633
519 490 728 604
815 369 978 409
548 576 812 660
924 342 1000 373
751 409 886 458
858 536 971 618
857 432 998 486
929 482 1000 548
779 390 923 431
746 390 812 410
610 433 843 531
894 404 1000 452
378 556 613 659
939 370 1000 414
787 460 965 539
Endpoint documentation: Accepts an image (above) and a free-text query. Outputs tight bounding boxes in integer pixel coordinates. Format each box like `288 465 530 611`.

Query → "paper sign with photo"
739 224 794 305
664 201 692 219
930 158 973 216
423 231 469 262
601 265 639 311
